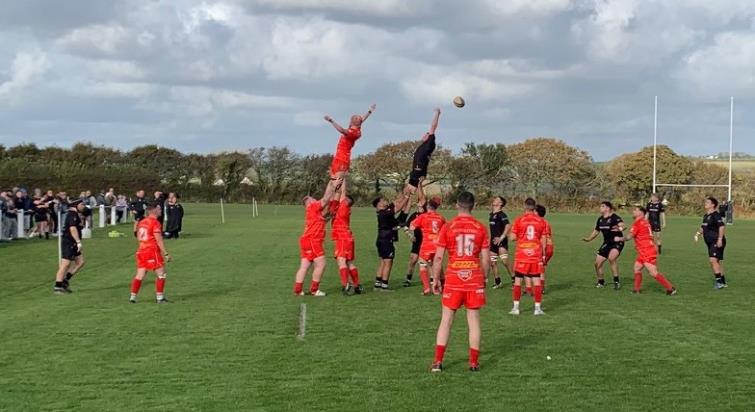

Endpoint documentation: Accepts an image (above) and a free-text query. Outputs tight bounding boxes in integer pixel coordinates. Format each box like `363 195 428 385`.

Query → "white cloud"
572 0 639 61
0 52 48 100
675 32 755 97
484 0 572 16
250 0 425 17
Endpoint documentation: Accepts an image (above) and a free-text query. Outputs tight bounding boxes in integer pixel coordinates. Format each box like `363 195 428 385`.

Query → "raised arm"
324 115 348 134
362 104 376 123
427 108 441 138
393 192 410 213
319 178 342 214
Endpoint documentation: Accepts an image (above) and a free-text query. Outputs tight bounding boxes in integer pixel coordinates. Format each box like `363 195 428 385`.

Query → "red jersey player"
536 204 554 293
509 198 548 315
409 196 445 295
324 104 376 179
130 202 172 304
430 191 490 372
293 177 342 296
614 206 677 295
329 180 362 296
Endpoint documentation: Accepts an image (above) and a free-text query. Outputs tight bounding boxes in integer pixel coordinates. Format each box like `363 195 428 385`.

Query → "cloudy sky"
0 0 753 160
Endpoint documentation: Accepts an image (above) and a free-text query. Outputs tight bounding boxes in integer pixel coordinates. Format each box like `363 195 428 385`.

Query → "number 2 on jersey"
455 234 475 257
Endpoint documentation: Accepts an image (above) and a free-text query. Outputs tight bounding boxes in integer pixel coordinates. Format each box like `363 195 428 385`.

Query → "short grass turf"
1 203 753 411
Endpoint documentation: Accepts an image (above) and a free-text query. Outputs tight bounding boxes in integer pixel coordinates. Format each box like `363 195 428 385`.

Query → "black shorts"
650 221 662 232
598 242 624 259
408 135 436 187
61 239 81 260
490 239 509 255
376 240 396 260
35 214 48 222
707 241 726 261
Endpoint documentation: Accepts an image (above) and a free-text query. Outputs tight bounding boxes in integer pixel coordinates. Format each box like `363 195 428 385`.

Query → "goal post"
652 96 735 223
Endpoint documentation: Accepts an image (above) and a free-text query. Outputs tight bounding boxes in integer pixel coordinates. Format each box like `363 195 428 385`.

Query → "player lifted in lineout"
130 202 172 304
509 198 548 316
404 108 441 196
329 180 362 296
614 206 676 295
409 195 446 295
488 196 513 289
646 193 666 254
293 177 343 296
582 201 625 290
324 104 376 180
430 191 490 372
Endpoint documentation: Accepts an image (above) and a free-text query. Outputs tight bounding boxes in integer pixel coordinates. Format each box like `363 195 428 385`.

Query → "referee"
53 199 87 294
695 196 728 289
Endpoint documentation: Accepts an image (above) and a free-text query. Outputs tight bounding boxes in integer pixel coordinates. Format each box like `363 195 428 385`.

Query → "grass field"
1 203 754 411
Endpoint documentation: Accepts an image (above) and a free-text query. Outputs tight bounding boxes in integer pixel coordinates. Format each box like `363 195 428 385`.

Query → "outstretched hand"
369 104 376 112
324 115 333 123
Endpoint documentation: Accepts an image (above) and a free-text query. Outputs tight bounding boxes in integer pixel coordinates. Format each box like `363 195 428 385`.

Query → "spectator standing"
164 193 184 239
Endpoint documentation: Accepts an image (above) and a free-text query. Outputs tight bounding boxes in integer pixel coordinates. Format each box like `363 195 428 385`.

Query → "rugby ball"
453 96 465 108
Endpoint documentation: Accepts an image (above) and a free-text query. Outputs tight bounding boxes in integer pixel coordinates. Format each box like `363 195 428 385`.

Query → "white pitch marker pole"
99 205 106 228
110 206 117 226
652 95 658 195
297 303 307 341
220 197 226 224
728 96 734 202
17 211 25 239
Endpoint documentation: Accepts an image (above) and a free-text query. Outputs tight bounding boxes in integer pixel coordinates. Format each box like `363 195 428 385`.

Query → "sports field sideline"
1 203 753 411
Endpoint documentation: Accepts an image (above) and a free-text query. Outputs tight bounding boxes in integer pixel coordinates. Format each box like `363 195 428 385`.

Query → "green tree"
508 138 595 197
605 145 693 201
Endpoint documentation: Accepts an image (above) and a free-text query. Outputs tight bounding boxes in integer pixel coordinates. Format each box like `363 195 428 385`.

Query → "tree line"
1 140 750 214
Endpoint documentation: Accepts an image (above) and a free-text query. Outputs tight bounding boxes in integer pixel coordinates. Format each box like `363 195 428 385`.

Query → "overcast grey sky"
0 0 753 160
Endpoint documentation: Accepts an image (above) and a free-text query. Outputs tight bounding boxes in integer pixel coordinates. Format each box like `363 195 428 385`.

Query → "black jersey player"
488 196 512 288
695 197 728 289
646 193 666 254
582 201 626 290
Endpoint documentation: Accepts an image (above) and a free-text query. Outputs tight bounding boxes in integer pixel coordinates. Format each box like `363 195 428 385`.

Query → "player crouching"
430 192 490 372
614 206 676 295
130 202 172 304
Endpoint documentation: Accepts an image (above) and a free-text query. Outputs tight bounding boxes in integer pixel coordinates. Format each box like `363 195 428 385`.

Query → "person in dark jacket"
163 192 184 239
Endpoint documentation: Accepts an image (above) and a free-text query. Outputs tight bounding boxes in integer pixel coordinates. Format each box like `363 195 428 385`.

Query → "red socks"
434 345 446 363
533 285 543 304
349 268 360 285
339 268 349 288
293 282 303 295
310 281 320 294
512 285 522 302
655 273 673 291
633 272 642 291
469 348 480 366
419 267 431 291
155 277 165 294
130 278 142 294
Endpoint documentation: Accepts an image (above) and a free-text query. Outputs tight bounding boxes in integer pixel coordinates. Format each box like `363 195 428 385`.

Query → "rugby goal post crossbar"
652 96 735 202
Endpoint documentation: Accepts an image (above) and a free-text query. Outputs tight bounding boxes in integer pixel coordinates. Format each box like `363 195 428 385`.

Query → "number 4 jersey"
436 215 489 292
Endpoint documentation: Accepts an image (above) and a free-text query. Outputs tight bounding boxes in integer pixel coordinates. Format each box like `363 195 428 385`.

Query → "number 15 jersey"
511 212 547 264
436 215 489 292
